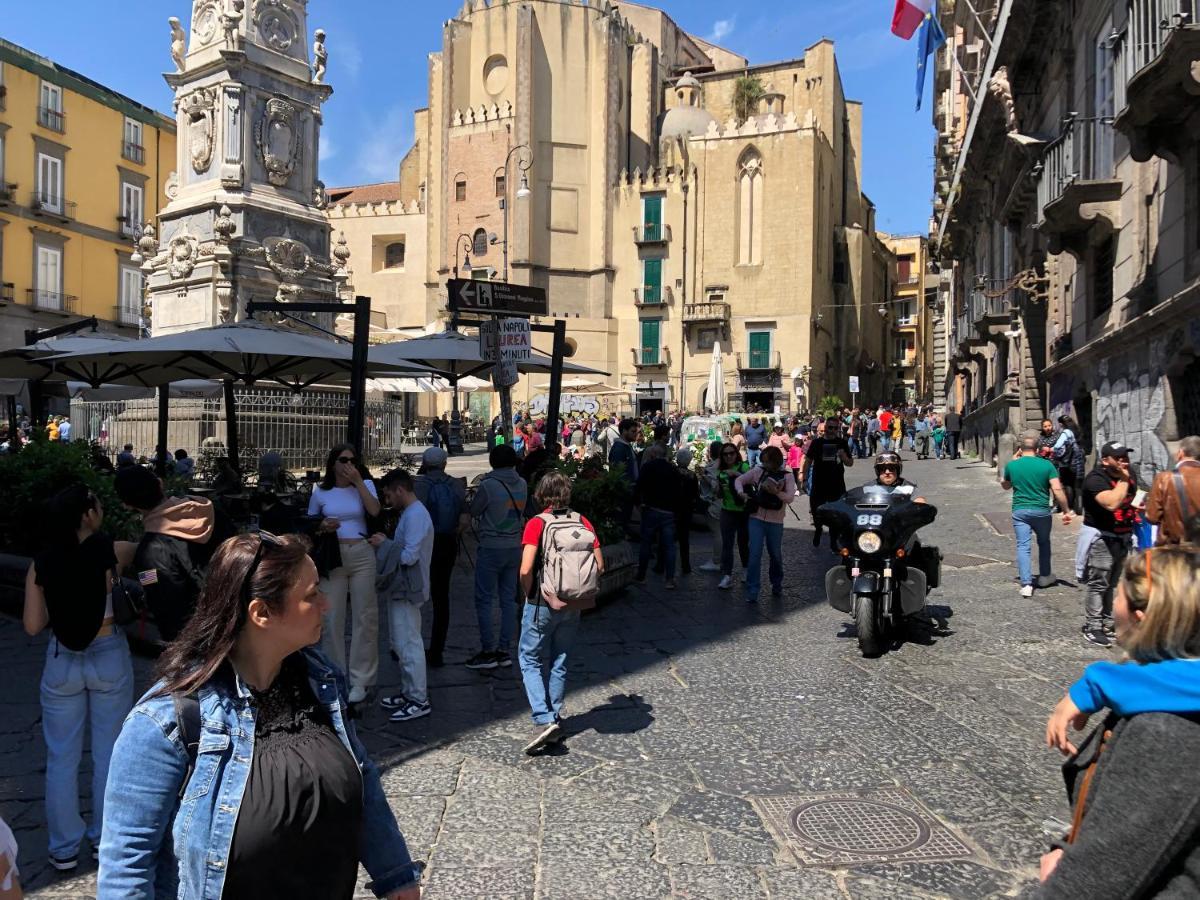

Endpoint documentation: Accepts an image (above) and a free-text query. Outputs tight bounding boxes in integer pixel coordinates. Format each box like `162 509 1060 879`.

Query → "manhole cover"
941 552 1002 569
753 788 976 867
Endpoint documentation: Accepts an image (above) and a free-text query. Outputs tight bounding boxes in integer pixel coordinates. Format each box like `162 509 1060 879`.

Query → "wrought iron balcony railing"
25 289 78 313
122 142 146 165
38 106 65 132
633 224 672 244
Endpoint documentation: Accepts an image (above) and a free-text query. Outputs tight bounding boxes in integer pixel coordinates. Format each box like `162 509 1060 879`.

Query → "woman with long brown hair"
98 533 420 899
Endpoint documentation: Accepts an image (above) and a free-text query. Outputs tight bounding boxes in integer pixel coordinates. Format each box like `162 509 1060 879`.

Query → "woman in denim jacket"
99 533 420 900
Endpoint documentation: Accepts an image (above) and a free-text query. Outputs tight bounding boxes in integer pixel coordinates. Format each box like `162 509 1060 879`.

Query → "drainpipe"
680 179 688 411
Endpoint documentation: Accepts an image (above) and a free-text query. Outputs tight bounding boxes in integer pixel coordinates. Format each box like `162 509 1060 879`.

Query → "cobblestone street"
1 454 1109 899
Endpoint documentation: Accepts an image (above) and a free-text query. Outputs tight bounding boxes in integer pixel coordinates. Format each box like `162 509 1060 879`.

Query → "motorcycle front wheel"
853 593 884 657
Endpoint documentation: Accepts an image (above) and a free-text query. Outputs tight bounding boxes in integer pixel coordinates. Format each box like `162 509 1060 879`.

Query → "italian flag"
892 0 934 40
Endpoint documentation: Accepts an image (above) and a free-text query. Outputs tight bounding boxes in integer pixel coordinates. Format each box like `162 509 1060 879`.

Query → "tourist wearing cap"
1078 441 1138 648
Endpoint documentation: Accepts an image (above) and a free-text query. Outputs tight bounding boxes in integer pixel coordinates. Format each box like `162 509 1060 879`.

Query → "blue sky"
1 0 934 234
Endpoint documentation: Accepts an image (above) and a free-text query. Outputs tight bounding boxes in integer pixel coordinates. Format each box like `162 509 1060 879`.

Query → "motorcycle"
815 484 941 657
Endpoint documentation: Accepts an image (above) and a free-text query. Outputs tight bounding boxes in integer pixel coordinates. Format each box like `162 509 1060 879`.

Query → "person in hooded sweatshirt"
115 465 218 642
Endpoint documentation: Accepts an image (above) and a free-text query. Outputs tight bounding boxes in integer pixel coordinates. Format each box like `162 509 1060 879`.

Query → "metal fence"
1036 116 1116 224
70 387 419 473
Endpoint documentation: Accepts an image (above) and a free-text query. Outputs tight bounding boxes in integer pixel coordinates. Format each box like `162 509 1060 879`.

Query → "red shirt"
522 509 601 549
879 411 893 431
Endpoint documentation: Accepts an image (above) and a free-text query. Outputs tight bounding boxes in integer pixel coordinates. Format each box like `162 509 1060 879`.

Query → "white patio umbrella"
706 340 726 413
0 332 135 381
531 376 625 394
367 375 492 394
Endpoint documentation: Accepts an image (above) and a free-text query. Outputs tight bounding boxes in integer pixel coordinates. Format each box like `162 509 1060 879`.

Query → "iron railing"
30 191 77 221
1036 116 1117 223
633 224 672 244
114 304 142 326
25 289 78 313
633 346 666 367
634 285 673 307
0 283 14 303
0 183 14 205
122 142 146 165
37 106 65 132
1122 0 1192 88
737 350 781 372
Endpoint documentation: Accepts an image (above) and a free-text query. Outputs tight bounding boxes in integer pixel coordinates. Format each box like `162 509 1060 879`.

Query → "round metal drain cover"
789 798 931 855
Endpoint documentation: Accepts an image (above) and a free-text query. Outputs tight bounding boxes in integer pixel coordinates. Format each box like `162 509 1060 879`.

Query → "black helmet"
874 452 903 478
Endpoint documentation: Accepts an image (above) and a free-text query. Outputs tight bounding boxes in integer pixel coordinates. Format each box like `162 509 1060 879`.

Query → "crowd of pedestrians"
9 398 1200 898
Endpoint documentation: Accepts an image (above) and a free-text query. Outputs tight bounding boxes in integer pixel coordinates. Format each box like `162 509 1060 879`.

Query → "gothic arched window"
473 228 488 258
384 242 406 268
737 148 764 266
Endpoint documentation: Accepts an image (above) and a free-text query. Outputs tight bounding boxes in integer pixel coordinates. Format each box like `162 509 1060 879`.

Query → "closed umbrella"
707 340 726 413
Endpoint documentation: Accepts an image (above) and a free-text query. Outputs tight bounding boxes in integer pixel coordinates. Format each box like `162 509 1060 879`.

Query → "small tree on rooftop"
733 74 765 124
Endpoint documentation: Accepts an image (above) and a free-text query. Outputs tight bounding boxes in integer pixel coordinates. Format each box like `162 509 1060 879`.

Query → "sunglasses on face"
878 465 899 473
337 456 356 464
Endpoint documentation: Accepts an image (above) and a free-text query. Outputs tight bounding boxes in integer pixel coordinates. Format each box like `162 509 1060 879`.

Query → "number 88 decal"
856 514 883 526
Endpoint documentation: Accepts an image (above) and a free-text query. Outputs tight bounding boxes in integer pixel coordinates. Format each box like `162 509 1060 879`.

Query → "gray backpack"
536 511 601 610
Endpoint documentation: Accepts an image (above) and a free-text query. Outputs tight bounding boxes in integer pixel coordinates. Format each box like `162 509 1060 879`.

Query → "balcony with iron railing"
25 289 78 314
1035 115 1121 256
736 350 781 373
0 183 16 206
1 283 14 303
1049 331 1075 364
633 223 672 245
0 84 7 111
631 346 669 368
122 141 146 165
1113 0 1200 160
682 301 731 324
30 191 77 222
37 106 65 132
114 304 142 326
634 285 674 307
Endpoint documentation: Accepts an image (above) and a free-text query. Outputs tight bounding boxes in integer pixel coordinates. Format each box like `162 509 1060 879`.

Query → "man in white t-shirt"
370 469 434 723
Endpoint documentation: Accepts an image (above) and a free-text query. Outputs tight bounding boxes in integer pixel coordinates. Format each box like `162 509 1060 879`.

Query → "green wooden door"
643 258 662 305
641 319 661 365
643 195 663 241
748 331 771 369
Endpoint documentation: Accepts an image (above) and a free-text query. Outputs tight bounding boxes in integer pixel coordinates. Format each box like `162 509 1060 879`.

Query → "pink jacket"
734 466 797 524
786 443 804 469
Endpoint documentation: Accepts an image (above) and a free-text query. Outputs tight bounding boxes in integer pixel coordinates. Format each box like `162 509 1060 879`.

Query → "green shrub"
555 457 630 546
0 436 142 555
816 395 846 417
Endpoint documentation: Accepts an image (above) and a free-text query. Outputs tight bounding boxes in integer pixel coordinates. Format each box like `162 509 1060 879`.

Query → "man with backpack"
517 470 604 754
468 444 529 670
114 465 219 641
413 447 468 668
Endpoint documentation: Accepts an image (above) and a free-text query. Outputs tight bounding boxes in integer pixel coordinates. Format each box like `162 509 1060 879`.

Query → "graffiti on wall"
529 393 604 416
1094 357 1171 483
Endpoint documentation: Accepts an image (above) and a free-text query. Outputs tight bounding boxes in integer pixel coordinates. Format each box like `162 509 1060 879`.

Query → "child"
932 422 946 460
517 471 604 754
787 434 805 486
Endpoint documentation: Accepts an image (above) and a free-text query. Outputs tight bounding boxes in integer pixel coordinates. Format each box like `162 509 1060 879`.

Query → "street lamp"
453 233 473 278
500 144 533 281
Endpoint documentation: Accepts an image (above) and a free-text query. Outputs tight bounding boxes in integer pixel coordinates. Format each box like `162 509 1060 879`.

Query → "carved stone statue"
987 65 1019 134
221 0 245 49
312 180 327 209
169 17 187 72
312 29 328 84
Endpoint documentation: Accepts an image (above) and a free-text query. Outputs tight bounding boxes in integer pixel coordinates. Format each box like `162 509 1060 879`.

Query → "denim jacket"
98 646 419 899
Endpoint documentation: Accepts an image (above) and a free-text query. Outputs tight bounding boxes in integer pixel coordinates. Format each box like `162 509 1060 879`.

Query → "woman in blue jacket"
99 533 420 899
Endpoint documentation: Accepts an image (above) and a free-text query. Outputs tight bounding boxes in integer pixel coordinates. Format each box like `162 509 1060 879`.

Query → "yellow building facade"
0 38 175 348
879 233 935 404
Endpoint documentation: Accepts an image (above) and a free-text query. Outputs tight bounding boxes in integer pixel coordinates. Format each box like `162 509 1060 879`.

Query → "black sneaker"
1083 627 1112 648
523 721 561 754
493 651 512 668
379 694 411 710
465 651 499 670
49 853 78 872
389 700 432 722
1102 622 1116 636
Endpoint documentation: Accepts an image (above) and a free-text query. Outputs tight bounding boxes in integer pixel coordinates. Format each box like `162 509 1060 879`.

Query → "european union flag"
915 12 947 111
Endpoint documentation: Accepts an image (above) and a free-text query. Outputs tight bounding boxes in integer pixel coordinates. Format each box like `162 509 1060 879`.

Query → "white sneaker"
698 561 721 573
718 575 733 590
1020 585 1034 598
348 685 369 704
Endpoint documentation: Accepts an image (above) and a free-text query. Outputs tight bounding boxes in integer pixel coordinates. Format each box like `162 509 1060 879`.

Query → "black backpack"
172 693 201 799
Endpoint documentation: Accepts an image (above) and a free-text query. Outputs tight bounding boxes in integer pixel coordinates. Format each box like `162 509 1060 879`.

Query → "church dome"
661 72 716 140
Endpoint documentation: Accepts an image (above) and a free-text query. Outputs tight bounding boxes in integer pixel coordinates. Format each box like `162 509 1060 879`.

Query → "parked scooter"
816 484 940 657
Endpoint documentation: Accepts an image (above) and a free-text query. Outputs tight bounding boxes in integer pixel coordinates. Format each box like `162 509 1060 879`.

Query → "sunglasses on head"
240 531 285 609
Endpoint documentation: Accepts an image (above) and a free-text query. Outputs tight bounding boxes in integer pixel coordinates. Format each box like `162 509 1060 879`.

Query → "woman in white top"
23 484 136 873
308 444 382 703
0 813 21 899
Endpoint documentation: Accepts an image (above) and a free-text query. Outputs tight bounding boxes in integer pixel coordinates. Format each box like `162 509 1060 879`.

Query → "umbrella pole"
346 296 370 452
223 379 241 473
155 385 170 478
449 375 462 455
6 395 19 452
544 319 567 456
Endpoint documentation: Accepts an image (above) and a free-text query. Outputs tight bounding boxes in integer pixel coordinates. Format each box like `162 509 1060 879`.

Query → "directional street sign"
448 279 549 317
849 375 860 394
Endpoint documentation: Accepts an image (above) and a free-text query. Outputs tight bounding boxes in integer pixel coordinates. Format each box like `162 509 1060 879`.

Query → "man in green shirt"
1002 433 1073 597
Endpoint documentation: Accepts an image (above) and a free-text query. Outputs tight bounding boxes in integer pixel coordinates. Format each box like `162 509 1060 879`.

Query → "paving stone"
668 863 767 899
705 830 779 865
421 865 535 900
380 759 461 796
849 860 1017 897
761 867 846 899
666 792 771 841
542 821 656 861
539 861 672 900
653 817 710 865
443 796 540 833
431 828 538 867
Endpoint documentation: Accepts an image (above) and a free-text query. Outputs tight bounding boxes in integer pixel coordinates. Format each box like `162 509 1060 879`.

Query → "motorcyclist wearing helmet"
872 452 927 504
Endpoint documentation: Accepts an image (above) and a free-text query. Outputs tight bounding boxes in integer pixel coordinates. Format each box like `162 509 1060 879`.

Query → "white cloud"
707 17 735 44
319 133 338 163
337 36 363 80
351 106 411 182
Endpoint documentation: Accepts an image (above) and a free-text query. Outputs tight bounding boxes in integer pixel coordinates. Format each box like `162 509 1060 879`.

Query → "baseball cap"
1100 441 1132 459
422 447 449 467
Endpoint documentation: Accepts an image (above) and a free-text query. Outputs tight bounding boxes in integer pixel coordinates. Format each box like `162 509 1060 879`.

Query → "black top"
807 438 852 501
35 533 116 652
943 412 962 431
1082 469 1136 535
637 458 682 511
224 655 363 900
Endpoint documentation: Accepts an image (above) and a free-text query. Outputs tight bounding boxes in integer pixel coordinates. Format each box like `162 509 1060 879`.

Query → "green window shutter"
643 258 662 304
748 331 771 368
643 195 663 241
641 319 661 365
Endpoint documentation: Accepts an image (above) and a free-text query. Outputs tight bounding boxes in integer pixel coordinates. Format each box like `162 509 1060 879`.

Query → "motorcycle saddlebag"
899 568 928 616
912 544 941 590
825 566 853 614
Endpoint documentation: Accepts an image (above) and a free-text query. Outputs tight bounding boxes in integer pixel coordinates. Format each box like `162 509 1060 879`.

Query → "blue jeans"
879 435 892 452
746 447 762 468
1012 508 1054 587
638 507 677 580
474 545 521 652
518 602 581 725
746 517 784 600
42 631 133 859
905 427 916 451
946 431 960 459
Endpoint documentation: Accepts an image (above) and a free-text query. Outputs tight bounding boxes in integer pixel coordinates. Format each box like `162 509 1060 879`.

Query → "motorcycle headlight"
857 531 883 555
